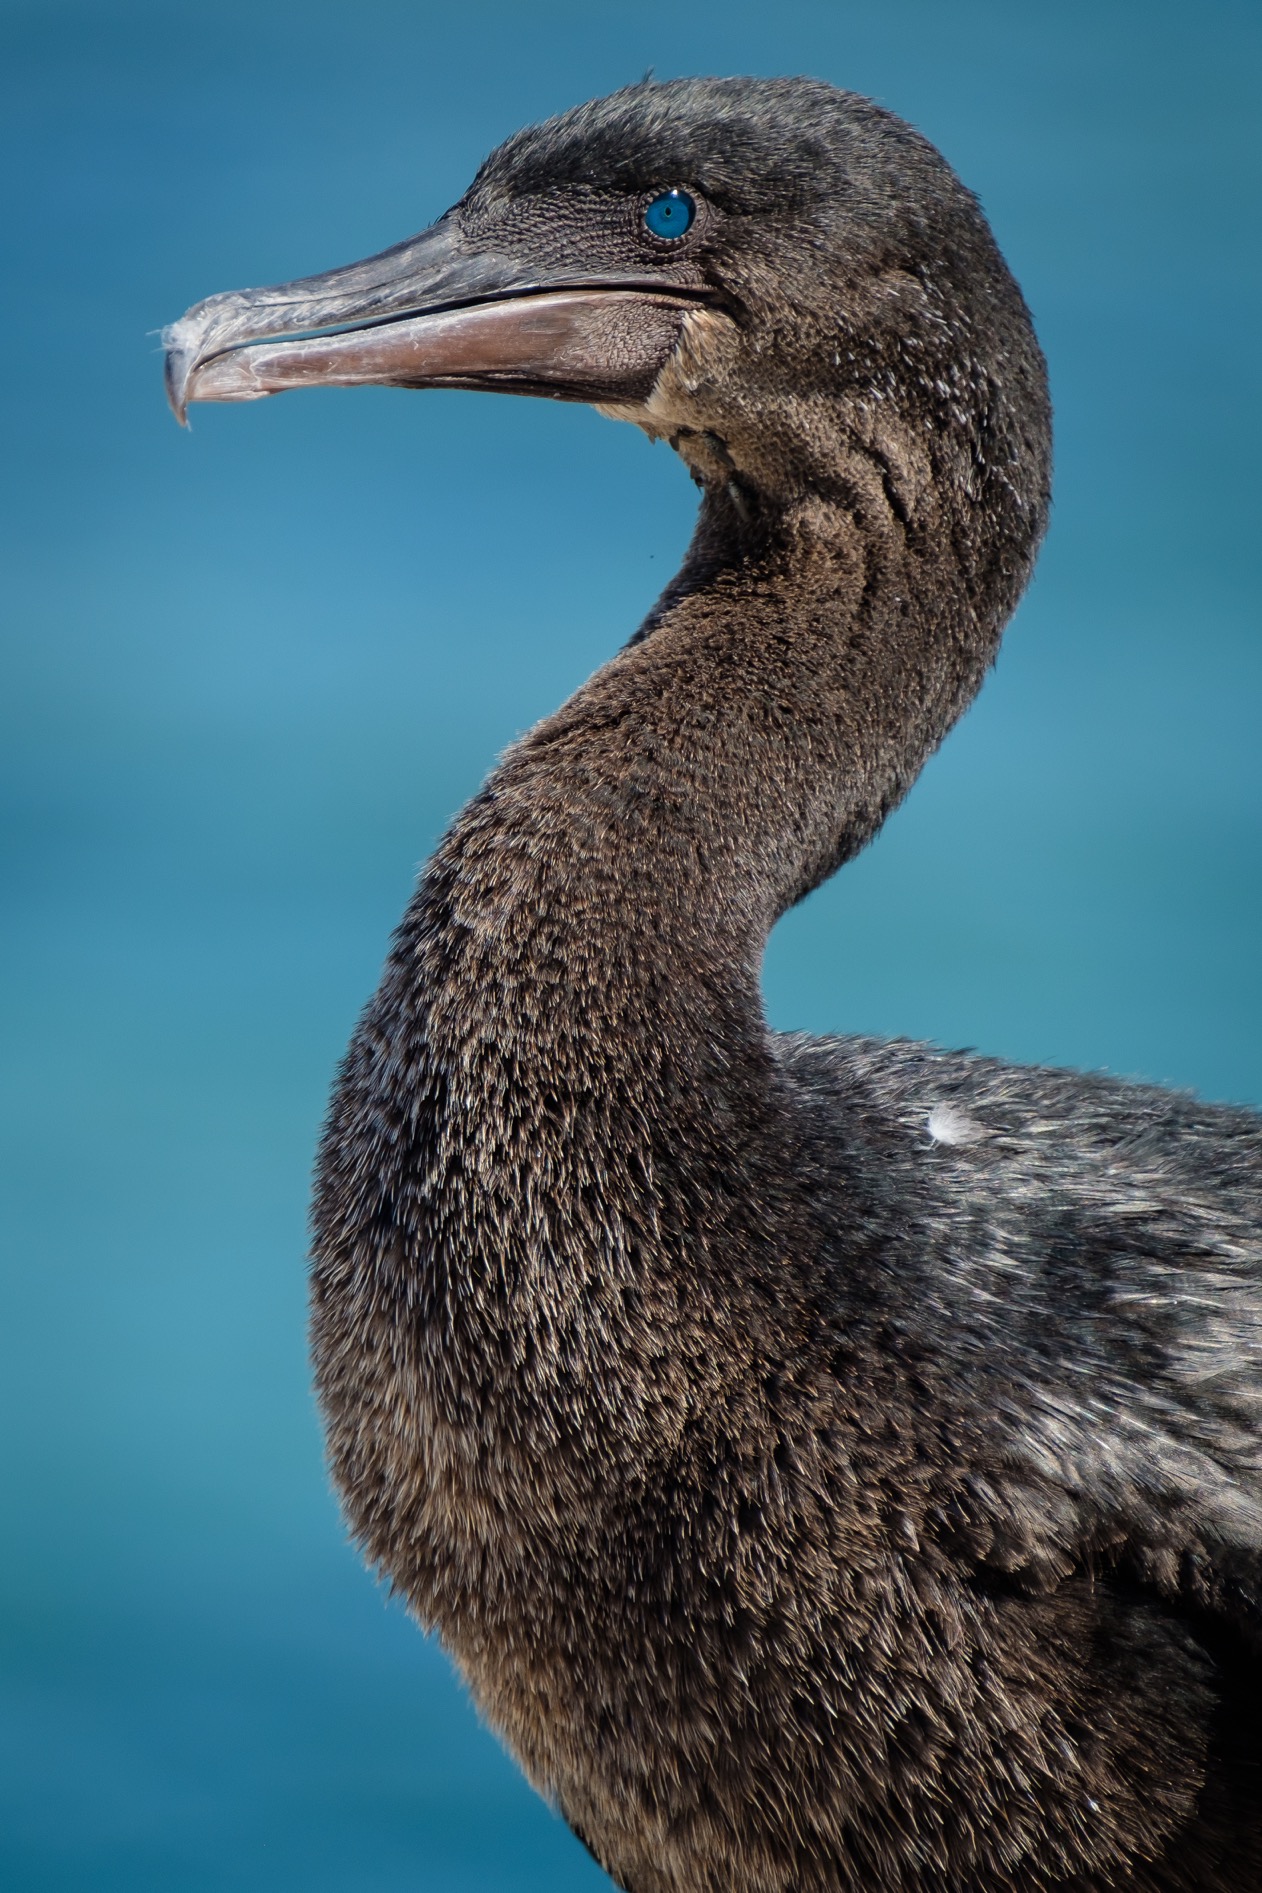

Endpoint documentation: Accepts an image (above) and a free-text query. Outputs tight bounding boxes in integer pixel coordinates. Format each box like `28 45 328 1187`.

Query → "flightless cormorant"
165 77 1262 1893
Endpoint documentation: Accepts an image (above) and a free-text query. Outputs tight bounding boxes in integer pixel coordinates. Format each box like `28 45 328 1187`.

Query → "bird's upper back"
780 1030 1262 1641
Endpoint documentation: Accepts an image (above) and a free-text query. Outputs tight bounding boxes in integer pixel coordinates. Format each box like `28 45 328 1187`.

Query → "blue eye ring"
643 188 696 241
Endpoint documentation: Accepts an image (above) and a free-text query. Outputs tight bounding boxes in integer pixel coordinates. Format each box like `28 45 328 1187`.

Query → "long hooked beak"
163 214 706 425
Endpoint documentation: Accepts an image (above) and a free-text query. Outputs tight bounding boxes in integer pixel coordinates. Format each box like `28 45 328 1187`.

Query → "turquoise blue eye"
644 189 696 240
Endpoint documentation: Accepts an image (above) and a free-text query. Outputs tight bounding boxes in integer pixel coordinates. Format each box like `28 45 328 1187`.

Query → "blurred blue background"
2 1 1258 1886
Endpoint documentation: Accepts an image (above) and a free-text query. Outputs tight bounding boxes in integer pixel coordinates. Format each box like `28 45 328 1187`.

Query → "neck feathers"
314 471 999 1293
309 442 1030 1607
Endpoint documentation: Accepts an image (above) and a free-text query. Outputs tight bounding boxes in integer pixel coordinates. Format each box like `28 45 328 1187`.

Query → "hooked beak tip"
162 319 197 425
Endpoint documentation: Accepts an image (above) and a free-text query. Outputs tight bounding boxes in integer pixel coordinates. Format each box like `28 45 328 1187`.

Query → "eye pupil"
644 189 696 241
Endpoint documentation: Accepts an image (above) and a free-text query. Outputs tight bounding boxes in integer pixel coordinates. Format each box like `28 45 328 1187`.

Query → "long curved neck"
410 479 989 1107
315 484 993 1412
506 474 995 934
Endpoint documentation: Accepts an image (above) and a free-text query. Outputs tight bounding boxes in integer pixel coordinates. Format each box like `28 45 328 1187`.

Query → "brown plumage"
166 77 1262 1891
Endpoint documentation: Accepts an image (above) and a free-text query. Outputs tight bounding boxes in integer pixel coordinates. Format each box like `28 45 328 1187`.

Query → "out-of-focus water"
1 1 1258 1886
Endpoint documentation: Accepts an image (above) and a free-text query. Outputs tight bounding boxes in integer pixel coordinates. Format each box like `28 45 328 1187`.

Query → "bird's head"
165 77 1049 599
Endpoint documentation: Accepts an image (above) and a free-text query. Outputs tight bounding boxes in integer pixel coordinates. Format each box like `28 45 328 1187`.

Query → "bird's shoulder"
777 1027 1262 1204
773 1029 1262 1640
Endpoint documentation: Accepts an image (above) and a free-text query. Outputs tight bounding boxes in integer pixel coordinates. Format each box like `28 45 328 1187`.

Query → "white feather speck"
927 1104 987 1147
